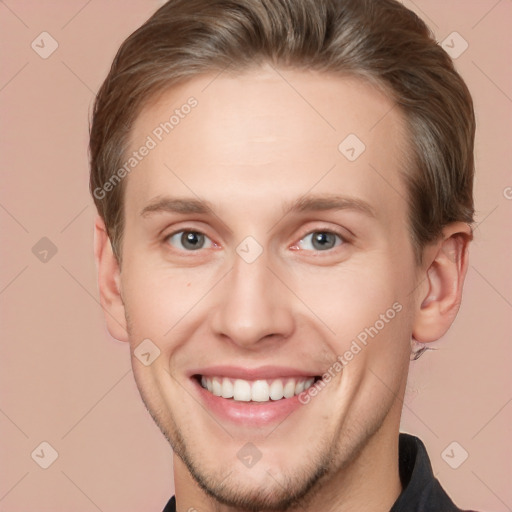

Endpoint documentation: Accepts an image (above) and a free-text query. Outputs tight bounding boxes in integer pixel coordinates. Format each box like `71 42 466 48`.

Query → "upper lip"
189 365 320 380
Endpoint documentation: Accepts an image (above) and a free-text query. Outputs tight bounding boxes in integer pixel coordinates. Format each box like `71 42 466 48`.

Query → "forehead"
125 65 409 225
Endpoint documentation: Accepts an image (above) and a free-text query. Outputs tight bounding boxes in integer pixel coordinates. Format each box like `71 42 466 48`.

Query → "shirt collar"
390 432 466 511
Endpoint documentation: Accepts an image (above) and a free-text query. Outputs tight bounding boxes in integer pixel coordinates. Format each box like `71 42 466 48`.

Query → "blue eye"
166 231 214 251
298 231 344 251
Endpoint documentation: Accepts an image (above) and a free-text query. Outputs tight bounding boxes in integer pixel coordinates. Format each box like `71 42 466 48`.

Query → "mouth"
188 366 327 426
194 374 322 402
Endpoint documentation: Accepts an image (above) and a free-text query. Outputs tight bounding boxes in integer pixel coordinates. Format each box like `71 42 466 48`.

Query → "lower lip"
192 378 310 427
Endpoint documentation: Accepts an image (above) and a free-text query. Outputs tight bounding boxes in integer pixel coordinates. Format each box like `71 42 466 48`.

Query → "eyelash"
162 227 348 255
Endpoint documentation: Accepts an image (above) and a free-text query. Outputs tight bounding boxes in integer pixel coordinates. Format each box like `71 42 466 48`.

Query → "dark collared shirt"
162 433 478 512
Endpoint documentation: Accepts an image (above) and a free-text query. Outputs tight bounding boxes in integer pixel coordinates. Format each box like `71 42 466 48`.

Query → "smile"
189 366 326 426
198 375 319 402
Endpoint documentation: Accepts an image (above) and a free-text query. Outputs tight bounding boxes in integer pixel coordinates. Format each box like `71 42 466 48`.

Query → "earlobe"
412 222 472 343
93 215 129 342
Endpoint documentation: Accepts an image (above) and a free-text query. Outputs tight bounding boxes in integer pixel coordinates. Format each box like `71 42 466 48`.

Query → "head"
91 0 475 509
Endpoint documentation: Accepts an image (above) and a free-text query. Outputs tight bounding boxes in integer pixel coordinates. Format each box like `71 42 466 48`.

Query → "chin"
169 424 334 512
185 459 330 512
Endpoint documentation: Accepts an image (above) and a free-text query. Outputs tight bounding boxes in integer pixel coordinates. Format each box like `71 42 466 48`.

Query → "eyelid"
291 227 349 253
161 220 214 241
295 223 352 244
164 227 218 252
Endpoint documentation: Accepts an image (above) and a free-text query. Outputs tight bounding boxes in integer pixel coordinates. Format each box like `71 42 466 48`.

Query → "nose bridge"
210 243 294 348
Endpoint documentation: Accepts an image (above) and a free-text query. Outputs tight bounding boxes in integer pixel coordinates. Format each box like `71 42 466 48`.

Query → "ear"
93 214 129 342
412 222 472 343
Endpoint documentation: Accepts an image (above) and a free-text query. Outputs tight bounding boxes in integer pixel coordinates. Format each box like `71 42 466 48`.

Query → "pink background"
1 1 511 510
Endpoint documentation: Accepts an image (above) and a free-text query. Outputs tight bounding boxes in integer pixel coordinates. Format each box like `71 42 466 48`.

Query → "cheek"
289 254 415 374
293 261 403 330
121 257 218 344
121 267 178 338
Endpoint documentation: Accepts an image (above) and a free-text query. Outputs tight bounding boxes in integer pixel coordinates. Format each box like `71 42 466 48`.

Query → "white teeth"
233 379 251 401
283 380 295 398
269 379 284 400
251 380 270 402
295 380 305 394
221 377 234 398
212 377 222 397
199 375 318 402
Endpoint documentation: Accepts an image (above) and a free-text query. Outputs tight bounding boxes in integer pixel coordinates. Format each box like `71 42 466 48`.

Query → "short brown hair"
89 0 475 266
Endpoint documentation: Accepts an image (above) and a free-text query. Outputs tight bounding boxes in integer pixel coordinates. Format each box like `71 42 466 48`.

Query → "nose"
210 247 295 350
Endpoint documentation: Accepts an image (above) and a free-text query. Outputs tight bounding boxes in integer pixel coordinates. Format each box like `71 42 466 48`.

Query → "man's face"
119 66 420 509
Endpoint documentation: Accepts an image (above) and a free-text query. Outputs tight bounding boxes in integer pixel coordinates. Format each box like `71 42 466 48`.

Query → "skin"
94 64 471 512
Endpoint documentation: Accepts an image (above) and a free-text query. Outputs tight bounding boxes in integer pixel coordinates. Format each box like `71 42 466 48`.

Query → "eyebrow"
139 193 376 219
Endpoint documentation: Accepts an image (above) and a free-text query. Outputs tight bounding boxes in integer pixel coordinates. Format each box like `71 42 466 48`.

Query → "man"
90 0 479 510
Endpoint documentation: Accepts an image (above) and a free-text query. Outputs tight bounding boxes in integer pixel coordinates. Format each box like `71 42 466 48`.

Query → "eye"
165 230 215 251
296 230 345 251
